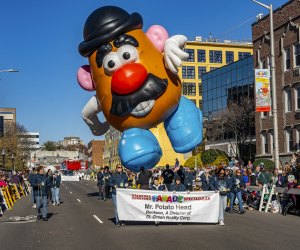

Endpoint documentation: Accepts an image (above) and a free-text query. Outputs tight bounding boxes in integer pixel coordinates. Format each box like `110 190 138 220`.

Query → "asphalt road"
0 180 299 250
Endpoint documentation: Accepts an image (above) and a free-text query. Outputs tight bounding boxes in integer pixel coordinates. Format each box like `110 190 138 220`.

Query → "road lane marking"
93 215 103 224
77 199 81 202
70 192 72 194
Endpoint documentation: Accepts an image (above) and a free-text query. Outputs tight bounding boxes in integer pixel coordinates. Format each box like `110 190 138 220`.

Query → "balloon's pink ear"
146 25 169 52
77 65 95 91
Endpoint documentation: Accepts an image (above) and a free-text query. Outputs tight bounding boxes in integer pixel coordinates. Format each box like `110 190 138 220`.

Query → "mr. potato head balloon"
78 6 203 172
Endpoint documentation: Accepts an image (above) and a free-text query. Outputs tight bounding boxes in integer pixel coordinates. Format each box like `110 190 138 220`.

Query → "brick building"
252 0 300 162
87 140 105 168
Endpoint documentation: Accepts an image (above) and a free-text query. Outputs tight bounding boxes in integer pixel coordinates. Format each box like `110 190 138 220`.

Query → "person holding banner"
170 176 186 192
151 177 166 191
109 164 128 227
213 168 232 226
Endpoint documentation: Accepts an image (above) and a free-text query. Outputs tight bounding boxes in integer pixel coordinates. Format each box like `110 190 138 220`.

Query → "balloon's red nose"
111 63 148 95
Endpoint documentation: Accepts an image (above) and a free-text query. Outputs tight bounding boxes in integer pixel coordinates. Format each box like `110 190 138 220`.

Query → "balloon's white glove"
164 35 189 74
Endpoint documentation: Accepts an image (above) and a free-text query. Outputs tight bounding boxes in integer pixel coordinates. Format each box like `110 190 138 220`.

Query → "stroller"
281 187 297 216
243 189 261 210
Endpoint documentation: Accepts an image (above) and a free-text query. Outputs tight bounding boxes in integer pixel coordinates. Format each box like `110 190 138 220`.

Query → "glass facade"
238 52 251 60
202 56 254 118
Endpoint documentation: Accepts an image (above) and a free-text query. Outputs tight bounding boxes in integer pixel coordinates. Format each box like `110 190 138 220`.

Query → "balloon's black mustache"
110 73 168 117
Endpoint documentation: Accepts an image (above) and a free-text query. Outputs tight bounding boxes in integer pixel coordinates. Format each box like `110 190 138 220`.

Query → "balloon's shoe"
164 96 203 153
118 128 162 172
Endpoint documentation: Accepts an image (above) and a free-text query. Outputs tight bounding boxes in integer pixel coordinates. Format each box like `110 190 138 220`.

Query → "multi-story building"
252 0 300 162
103 127 121 169
19 132 40 150
103 37 253 168
60 136 83 147
0 108 16 136
202 56 255 160
87 140 105 169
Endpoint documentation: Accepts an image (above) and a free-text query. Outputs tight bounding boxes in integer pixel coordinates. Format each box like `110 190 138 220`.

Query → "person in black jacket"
162 164 174 191
97 168 105 200
176 165 186 184
102 166 111 200
31 166 51 221
137 166 152 190
184 168 194 191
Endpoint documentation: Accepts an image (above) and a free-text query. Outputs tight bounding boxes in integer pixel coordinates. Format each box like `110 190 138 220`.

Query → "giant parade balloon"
77 6 203 172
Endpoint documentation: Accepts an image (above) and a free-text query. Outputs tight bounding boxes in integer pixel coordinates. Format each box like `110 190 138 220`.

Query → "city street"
0 180 299 250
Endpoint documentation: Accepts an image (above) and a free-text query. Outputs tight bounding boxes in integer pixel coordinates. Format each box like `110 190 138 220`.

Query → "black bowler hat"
79 6 143 57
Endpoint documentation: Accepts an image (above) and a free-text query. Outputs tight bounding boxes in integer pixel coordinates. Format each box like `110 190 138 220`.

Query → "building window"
198 83 202 95
209 50 222 63
285 89 292 112
262 134 269 154
226 51 234 64
284 47 291 71
197 49 206 62
286 129 294 152
238 52 251 60
294 44 300 68
182 66 195 79
184 49 195 62
296 87 300 110
182 82 196 96
198 66 206 79
296 129 300 151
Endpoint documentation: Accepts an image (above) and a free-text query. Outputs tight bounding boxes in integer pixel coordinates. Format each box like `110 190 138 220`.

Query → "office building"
202 56 255 158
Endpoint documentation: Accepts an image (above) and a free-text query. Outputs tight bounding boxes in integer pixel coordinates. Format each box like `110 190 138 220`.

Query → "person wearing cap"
162 164 175 191
170 176 186 192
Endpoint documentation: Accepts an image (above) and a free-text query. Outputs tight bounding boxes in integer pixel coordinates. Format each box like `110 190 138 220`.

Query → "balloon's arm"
82 95 109 136
163 35 189 74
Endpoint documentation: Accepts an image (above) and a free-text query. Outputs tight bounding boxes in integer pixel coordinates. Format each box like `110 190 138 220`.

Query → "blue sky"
0 0 287 144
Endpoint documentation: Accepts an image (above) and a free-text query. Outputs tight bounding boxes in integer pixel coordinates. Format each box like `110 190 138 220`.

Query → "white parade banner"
116 189 219 223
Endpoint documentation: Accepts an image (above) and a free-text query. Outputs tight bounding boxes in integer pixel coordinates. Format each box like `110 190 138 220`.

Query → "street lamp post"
252 0 279 169
1 149 5 169
11 153 15 172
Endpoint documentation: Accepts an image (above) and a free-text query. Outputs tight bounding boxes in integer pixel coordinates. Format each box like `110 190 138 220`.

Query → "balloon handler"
77 6 203 172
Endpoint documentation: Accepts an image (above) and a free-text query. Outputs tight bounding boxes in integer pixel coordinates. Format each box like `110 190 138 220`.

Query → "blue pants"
230 191 244 211
112 194 119 224
35 196 47 218
51 188 60 203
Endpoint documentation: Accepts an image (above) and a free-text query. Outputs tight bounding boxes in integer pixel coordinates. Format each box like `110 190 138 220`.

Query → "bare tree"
222 97 255 160
0 123 34 170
